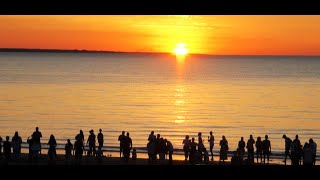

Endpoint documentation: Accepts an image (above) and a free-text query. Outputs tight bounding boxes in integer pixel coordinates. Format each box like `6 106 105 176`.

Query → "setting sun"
174 43 189 56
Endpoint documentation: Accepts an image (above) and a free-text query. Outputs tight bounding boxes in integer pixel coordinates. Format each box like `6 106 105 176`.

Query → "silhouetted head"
258 136 261 141
122 131 125 135
250 135 253 139
265 135 268 140
222 135 225 140
186 135 189 139
241 137 243 141
157 134 160 138
50 134 55 140
67 139 71 143
198 132 202 136
309 138 314 143
282 134 286 139
151 131 154 135
164 138 167 142
304 142 309 148
6 136 9 141
192 137 195 142
80 130 83 134
14 131 18 137
295 135 299 139
36 127 39 131
210 131 213 135
127 132 130 137
89 129 94 134
99 129 102 133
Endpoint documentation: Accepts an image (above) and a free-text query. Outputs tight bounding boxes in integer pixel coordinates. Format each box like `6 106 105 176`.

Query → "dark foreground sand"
0 152 279 166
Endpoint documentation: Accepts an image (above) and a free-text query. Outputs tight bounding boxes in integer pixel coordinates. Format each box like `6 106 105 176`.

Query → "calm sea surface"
0 52 320 156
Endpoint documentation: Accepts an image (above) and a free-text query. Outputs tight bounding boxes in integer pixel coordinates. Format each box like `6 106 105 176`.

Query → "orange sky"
1 15 320 55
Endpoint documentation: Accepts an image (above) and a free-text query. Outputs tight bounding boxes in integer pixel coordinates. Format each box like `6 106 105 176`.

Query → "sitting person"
132 148 137 160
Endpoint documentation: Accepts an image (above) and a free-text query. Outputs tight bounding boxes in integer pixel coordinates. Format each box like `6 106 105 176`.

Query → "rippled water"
0 52 320 155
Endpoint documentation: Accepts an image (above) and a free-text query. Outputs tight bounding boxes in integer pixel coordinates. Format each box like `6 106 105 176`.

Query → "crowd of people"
0 127 317 166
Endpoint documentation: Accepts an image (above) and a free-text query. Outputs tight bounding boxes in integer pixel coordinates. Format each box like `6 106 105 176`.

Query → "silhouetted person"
238 137 245 159
198 132 204 162
87 129 96 157
123 132 132 162
182 135 191 161
32 127 42 154
65 139 73 160
309 138 317 165
132 148 137 160
74 138 84 160
246 135 255 163
48 134 57 160
159 138 166 162
282 134 292 165
148 131 156 142
189 137 197 164
291 135 301 165
255 136 263 163
97 129 104 149
12 131 22 160
208 131 215 161
165 139 174 164
147 140 156 163
118 131 126 158
155 134 161 159
3 136 11 161
219 135 228 163
303 142 313 165
27 136 33 160
75 130 85 142
262 135 271 164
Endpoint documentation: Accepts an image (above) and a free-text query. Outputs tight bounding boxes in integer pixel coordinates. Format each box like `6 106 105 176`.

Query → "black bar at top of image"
1 0 320 15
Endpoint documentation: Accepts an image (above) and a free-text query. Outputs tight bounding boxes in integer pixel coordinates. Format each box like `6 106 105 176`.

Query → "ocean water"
0 52 320 157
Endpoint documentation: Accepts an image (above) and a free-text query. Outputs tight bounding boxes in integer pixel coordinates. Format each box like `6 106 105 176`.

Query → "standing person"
291 135 301 166
3 136 11 161
74 137 84 160
123 132 132 162
182 135 191 161
309 138 317 165
75 130 85 142
282 134 292 165
219 135 228 163
303 142 313 165
32 127 42 154
48 134 57 160
238 137 245 159
262 135 271 164
198 132 204 162
87 129 96 157
27 136 33 160
97 129 104 149
65 139 73 160
246 135 255 163
118 131 126 158
189 137 198 164
255 137 263 163
208 131 215 161
148 131 156 142
12 131 22 160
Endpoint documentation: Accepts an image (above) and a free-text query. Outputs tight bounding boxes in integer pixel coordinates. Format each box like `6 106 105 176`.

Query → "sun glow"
174 43 189 56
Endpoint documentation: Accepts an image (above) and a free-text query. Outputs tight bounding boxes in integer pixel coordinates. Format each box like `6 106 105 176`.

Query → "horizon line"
0 47 319 57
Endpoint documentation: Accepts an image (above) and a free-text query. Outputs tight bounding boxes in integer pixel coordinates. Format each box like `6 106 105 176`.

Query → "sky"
0 15 320 55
